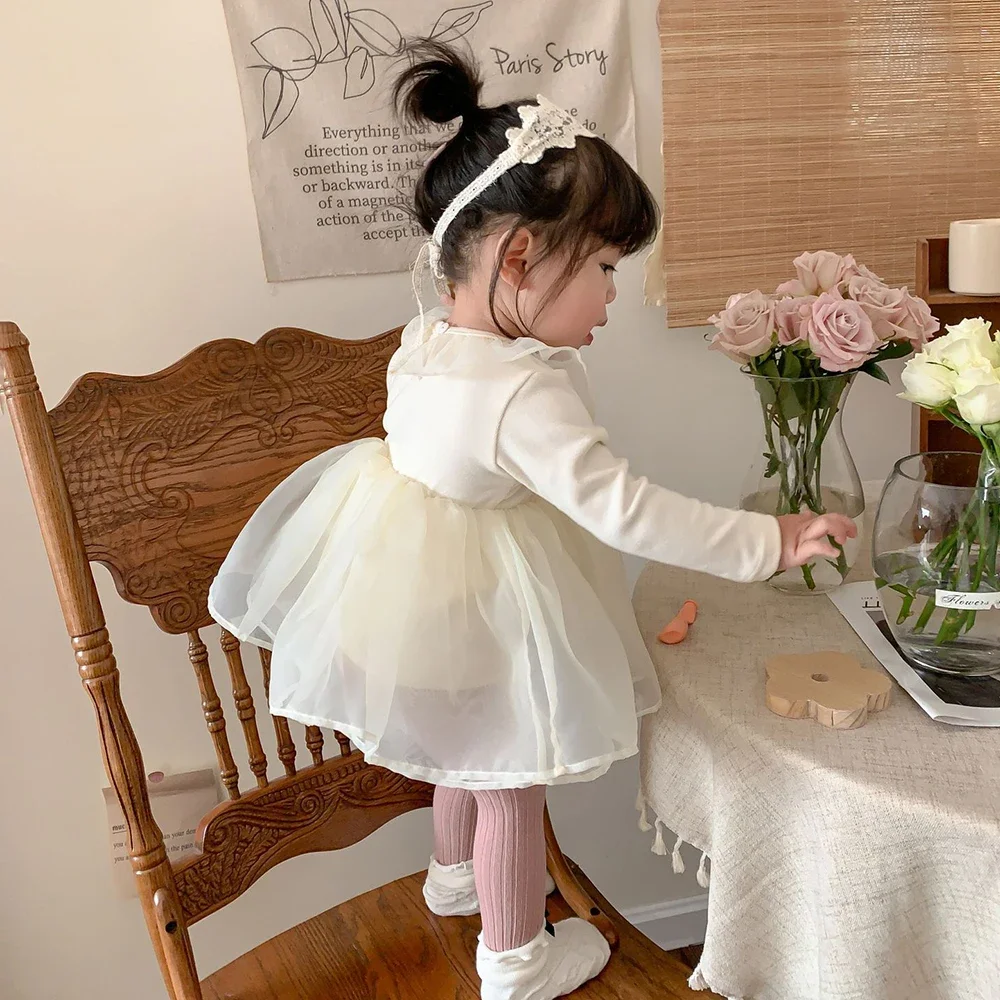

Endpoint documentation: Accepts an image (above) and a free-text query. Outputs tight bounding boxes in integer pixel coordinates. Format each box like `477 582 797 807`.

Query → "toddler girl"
210 40 855 1000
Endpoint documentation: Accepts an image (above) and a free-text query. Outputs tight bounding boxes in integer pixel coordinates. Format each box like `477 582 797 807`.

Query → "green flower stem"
937 482 1000 643
889 583 915 624
828 538 850 579
913 595 937 633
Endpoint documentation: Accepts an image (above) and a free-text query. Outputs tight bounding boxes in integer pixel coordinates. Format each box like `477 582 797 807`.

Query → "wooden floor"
677 945 705 977
203 866 719 999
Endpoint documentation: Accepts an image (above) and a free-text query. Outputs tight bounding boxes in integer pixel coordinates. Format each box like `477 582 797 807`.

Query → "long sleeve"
495 368 782 583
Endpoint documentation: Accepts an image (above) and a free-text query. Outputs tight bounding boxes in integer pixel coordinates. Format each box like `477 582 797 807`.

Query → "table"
634 558 1000 1000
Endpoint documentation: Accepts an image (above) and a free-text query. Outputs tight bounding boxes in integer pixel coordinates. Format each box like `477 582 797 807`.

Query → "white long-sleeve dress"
208 308 781 789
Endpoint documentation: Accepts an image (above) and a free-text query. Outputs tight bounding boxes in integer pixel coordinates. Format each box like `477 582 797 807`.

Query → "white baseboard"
621 893 709 952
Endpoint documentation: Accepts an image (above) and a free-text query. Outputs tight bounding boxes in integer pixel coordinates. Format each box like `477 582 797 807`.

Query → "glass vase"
873 451 1000 677
740 372 864 595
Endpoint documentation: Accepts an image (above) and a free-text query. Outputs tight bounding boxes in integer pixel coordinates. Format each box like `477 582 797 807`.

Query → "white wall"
0 2 912 998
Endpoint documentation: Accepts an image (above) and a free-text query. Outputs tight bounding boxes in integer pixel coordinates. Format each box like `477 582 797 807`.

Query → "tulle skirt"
208 440 660 789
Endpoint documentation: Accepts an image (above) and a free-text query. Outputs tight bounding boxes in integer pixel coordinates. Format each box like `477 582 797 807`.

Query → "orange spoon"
658 600 699 645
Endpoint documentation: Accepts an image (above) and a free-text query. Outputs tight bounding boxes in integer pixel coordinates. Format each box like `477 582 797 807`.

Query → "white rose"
951 359 1000 424
900 355 958 406
953 358 1000 395
946 316 995 340
956 381 1000 425
926 317 1000 368
926 333 992 369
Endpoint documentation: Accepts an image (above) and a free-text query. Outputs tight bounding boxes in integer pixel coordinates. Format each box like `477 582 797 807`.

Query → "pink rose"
709 290 776 361
847 275 910 341
847 276 939 346
854 262 886 285
774 295 817 346
805 290 880 372
793 251 859 295
776 278 808 297
895 290 940 347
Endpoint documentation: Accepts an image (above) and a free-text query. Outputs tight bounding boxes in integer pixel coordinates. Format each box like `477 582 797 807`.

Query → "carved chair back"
0 321 437 999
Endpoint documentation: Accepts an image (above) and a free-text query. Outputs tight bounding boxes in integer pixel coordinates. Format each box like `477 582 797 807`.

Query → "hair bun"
393 39 483 126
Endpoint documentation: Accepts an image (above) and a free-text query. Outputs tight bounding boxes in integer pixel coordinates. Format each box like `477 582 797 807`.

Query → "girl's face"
447 229 622 349
519 244 622 349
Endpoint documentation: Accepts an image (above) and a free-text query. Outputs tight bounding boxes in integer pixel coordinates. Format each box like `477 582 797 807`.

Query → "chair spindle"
259 649 297 777
334 732 352 757
305 727 325 766
219 630 269 788
186 631 240 801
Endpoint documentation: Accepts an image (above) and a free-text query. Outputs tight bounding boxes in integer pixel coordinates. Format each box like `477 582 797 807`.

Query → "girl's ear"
497 228 536 289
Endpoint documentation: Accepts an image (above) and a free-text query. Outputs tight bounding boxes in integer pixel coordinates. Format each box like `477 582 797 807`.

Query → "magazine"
829 582 1000 727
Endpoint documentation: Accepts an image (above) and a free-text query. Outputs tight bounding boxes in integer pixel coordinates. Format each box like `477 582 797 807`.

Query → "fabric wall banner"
219 0 636 281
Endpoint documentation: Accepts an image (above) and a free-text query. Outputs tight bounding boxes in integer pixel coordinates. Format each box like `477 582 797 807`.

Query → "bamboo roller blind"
659 1 1000 328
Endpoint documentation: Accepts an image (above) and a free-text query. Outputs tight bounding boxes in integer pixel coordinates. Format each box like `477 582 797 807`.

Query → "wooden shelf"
916 237 1000 312
914 237 1000 452
925 290 1000 306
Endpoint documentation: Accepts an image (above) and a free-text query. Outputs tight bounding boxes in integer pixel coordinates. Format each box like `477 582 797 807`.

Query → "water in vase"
874 550 1000 677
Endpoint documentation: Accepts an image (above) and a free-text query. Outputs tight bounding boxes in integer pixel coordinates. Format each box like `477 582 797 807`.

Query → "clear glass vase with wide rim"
873 450 1000 678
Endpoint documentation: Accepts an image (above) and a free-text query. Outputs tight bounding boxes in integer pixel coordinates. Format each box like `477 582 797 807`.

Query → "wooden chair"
0 320 701 1000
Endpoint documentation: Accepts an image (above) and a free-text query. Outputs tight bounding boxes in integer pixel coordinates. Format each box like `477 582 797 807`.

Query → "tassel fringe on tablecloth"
635 789 745 996
635 788 711 888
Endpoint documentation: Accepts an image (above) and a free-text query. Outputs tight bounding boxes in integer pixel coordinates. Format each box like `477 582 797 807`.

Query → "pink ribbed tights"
432 784 547 951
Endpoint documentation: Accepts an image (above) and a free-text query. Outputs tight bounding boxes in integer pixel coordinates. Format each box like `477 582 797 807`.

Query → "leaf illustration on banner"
246 0 495 132
310 0 347 62
347 8 404 56
344 44 375 98
261 67 300 138
252 27 317 81
430 1 494 44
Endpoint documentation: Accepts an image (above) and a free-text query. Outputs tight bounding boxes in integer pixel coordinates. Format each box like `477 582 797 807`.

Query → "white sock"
476 919 611 1000
423 856 556 918
423 857 480 917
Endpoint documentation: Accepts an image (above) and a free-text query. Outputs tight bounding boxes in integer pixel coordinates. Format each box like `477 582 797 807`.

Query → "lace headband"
424 95 594 285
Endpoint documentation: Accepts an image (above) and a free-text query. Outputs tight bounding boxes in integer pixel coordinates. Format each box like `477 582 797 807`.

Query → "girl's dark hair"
392 39 659 336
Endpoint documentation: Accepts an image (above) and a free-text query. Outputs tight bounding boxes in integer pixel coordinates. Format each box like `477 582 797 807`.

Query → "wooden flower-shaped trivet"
765 651 892 730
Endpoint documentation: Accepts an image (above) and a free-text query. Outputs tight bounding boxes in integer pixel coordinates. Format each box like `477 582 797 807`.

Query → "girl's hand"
777 512 857 570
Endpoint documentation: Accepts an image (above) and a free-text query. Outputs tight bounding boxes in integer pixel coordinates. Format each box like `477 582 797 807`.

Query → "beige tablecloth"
634 565 1000 1000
